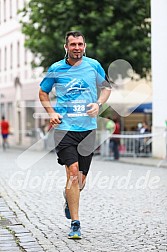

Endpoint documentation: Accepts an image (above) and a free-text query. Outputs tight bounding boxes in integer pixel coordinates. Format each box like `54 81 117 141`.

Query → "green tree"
19 0 151 77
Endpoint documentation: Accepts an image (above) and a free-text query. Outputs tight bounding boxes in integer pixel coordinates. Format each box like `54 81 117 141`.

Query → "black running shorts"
54 130 96 176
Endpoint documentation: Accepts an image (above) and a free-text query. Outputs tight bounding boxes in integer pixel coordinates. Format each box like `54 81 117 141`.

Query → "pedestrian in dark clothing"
109 118 121 160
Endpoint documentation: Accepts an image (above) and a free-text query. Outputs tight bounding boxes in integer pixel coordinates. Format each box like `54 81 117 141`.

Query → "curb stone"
0 196 44 252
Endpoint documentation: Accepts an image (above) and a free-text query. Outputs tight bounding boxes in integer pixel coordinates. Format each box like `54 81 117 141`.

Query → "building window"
25 101 35 134
7 102 13 128
0 103 5 119
24 70 28 79
10 0 12 19
17 41 20 67
16 0 19 12
4 0 6 22
10 44 13 69
24 48 27 65
4 47 7 71
0 49 1 72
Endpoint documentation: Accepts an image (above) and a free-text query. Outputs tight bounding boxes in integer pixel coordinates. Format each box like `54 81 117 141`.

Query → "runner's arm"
87 87 111 117
39 88 62 125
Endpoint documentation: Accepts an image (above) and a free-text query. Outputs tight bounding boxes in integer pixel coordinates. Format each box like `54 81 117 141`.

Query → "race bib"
66 100 88 117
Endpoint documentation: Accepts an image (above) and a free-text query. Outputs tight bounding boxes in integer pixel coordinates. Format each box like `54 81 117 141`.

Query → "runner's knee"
68 163 79 183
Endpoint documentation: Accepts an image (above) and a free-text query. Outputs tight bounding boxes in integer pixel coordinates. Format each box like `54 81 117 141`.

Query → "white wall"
0 0 43 147
151 0 167 158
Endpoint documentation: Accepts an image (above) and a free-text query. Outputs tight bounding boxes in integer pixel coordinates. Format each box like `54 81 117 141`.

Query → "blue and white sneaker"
63 189 71 219
68 220 82 239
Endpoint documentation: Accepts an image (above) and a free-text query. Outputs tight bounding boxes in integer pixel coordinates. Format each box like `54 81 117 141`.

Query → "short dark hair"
65 31 85 45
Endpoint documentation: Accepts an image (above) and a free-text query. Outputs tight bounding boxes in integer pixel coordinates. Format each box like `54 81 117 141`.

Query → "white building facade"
0 0 43 146
151 0 167 158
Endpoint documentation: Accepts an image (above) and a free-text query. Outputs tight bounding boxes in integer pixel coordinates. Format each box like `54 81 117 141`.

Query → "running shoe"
63 189 71 219
68 220 82 239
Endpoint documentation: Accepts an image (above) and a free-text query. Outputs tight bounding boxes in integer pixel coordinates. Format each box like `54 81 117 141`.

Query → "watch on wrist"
97 101 102 108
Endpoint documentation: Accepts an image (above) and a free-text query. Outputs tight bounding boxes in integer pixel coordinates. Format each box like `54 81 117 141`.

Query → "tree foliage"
19 0 151 77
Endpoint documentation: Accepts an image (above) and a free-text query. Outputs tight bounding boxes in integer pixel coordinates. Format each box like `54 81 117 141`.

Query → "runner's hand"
49 112 63 126
86 103 99 117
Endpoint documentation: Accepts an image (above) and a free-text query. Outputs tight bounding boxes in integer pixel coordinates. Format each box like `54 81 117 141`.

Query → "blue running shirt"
40 56 106 131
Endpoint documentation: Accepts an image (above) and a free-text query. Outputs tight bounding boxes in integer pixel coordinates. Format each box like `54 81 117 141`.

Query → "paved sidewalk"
101 156 167 168
0 148 167 251
0 196 44 252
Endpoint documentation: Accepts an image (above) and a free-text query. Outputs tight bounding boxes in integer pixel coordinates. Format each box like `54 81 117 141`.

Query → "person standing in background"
109 117 121 160
0 115 10 150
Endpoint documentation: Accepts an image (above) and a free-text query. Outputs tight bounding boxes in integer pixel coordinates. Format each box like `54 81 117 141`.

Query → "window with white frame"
16 0 19 12
0 49 1 72
10 0 12 19
7 102 13 127
4 46 7 71
25 101 35 133
17 41 20 67
4 0 6 22
10 44 13 69
24 48 27 65
0 103 5 118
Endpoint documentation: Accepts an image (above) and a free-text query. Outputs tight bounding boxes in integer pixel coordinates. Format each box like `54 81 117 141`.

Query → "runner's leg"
65 162 80 221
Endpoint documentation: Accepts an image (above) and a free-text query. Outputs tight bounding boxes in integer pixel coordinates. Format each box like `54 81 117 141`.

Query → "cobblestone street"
0 148 167 252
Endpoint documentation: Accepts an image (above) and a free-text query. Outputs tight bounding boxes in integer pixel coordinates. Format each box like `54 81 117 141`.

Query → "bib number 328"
73 104 85 112
67 102 88 117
